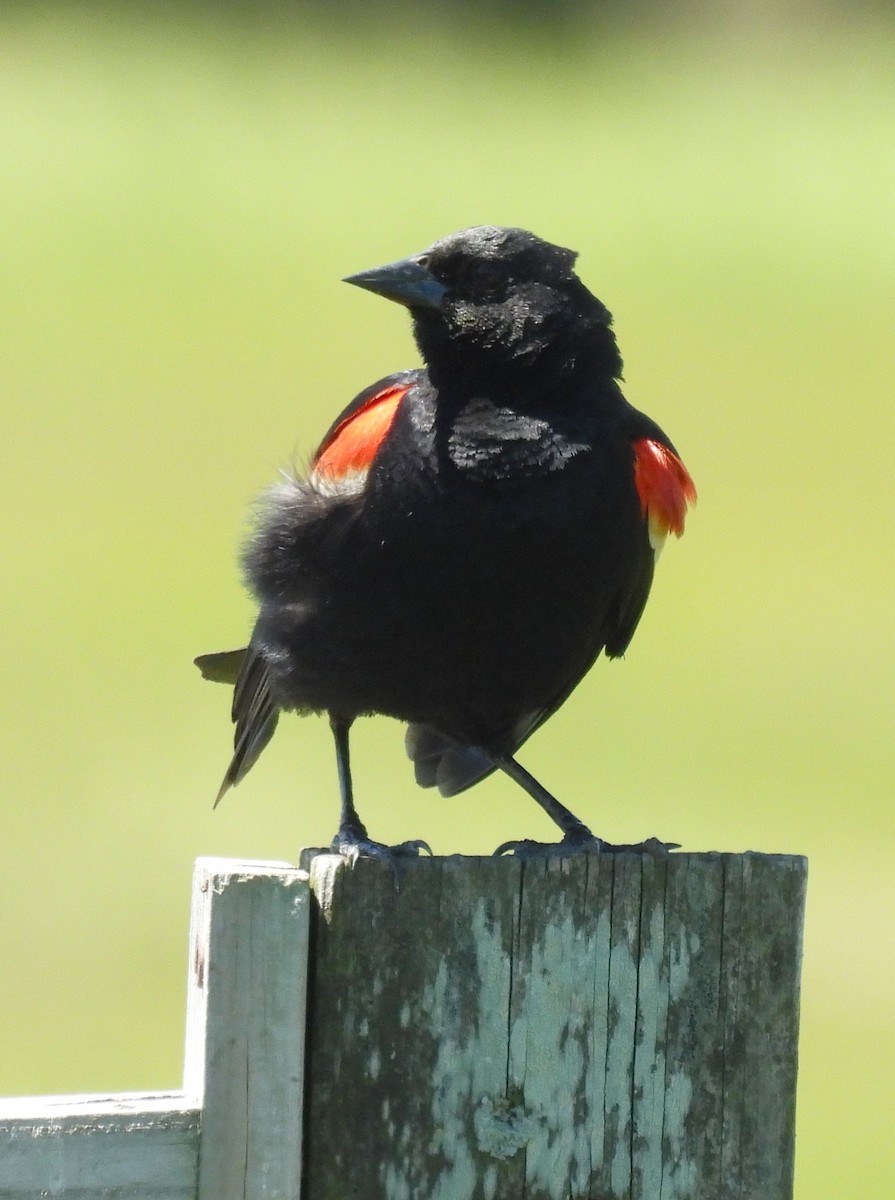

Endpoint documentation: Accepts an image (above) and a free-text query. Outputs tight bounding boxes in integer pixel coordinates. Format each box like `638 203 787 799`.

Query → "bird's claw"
494 834 679 859
388 837 434 858
330 831 433 866
607 836 680 856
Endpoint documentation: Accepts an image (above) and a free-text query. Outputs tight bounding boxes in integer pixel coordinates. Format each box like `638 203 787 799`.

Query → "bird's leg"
328 714 432 864
330 714 368 844
495 753 593 840
492 752 678 858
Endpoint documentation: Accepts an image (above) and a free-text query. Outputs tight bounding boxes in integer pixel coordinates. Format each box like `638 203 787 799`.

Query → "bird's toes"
599 836 681 856
493 837 583 859
391 838 434 857
493 833 680 859
330 830 433 865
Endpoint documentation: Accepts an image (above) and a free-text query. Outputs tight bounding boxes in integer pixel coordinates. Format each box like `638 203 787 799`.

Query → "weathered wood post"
0 851 805 1199
300 851 806 1200
185 858 310 1199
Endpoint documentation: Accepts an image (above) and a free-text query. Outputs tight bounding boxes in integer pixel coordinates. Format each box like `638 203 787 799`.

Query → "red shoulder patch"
632 438 697 545
312 382 410 482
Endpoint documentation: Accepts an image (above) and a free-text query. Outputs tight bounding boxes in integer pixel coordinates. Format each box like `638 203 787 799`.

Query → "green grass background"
1 4 893 1194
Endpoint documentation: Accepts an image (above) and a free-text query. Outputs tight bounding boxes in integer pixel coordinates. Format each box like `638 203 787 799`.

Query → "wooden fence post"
0 850 806 1199
184 858 310 1200
300 851 806 1200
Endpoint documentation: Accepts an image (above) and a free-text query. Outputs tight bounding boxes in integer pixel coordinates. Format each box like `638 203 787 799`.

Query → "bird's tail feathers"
194 648 247 685
405 706 551 798
215 703 279 806
193 644 279 805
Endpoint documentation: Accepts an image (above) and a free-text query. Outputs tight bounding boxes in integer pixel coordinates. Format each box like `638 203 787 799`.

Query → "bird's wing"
309 369 422 491
630 435 697 557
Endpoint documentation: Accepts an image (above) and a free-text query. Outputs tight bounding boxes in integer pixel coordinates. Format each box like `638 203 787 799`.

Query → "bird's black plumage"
196 225 695 856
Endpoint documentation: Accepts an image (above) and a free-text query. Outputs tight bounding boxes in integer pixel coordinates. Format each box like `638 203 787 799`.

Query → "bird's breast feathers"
444 398 592 480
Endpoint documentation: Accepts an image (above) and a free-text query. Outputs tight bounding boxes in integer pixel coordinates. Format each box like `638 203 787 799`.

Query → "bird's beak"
343 255 447 310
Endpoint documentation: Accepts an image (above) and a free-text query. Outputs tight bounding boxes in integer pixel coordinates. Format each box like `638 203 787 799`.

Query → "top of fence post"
299 850 807 1200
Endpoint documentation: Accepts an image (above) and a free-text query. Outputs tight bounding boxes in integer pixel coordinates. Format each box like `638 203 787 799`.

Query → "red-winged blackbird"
196 226 695 858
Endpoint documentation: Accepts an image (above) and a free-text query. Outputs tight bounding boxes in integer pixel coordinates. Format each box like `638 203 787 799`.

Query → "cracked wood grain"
301 851 806 1200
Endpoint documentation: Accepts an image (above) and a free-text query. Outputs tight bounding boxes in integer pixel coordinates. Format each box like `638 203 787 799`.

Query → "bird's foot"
597 836 680 856
494 828 679 859
331 825 433 867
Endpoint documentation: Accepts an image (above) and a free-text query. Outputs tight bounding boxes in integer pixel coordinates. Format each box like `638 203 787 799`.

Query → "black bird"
196 226 696 858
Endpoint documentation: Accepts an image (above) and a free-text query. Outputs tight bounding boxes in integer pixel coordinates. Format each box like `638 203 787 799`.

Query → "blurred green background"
2 1 893 1193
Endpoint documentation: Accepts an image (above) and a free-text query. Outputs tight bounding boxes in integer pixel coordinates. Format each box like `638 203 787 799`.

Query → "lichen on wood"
302 851 806 1200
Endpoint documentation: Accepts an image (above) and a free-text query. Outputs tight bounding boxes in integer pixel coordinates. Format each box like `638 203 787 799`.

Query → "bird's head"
344 226 623 390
